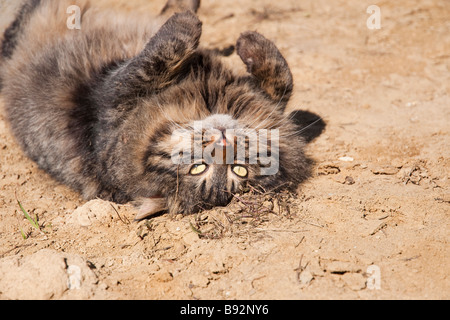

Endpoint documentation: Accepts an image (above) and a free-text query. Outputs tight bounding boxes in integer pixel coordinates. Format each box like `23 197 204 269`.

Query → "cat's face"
127 12 310 219
167 113 280 213
134 66 309 218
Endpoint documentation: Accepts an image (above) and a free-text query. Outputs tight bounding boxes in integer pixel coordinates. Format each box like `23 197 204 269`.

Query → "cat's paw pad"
236 31 271 73
236 31 293 106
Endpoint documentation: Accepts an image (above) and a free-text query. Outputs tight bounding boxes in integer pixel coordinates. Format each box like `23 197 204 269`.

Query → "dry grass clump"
190 185 297 239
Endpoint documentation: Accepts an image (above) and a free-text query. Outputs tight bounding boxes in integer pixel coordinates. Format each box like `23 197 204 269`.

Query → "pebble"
0 249 98 299
339 156 354 162
68 199 116 227
154 270 173 282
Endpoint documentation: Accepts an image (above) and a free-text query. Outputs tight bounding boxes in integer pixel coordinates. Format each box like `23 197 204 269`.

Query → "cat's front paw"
151 11 202 57
236 31 293 107
121 11 203 91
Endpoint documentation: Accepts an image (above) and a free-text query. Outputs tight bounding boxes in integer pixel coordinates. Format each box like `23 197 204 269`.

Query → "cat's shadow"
288 109 326 143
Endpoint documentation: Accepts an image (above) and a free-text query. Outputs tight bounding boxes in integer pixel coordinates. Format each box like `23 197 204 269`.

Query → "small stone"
339 156 354 162
298 270 314 287
68 199 116 227
154 270 173 282
344 176 355 185
0 249 98 300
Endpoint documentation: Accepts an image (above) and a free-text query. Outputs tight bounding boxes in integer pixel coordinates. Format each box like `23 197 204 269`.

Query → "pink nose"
216 130 231 147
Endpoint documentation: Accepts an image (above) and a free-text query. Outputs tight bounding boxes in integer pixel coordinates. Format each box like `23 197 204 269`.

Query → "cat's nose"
216 128 231 147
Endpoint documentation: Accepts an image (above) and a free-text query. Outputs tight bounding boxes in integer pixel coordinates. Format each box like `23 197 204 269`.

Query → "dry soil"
0 0 449 299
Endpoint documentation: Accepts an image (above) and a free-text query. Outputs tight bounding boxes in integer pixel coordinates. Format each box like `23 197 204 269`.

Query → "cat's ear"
134 197 168 220
103 11 202 102
236 32 293 109
160 0 201 16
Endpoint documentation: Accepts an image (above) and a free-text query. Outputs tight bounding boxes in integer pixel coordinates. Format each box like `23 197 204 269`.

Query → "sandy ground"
0 0 449 300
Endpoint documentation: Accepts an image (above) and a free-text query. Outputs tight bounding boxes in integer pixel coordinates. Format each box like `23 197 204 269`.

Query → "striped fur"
1 0 311 216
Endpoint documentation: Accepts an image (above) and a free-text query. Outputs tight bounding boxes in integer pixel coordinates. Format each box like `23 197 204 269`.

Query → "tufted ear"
100 11 202 105
236 31 293 110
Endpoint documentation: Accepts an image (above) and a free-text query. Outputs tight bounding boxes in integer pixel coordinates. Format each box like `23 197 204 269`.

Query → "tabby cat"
1 0 312 219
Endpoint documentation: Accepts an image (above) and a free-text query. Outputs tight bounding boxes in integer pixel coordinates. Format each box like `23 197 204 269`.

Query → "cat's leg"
160 0 201 17
96 11 202 107
236 32 293 110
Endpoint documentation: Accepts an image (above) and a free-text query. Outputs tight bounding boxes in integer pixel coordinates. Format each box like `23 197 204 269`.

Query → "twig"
109 203 130 225
254 228 307 233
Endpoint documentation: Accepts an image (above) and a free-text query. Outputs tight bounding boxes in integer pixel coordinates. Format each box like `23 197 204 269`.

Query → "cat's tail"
1 0 41 61
0 0 41 91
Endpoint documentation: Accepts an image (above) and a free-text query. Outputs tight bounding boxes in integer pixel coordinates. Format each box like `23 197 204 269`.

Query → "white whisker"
252 85 288 130
279 117 324 138
263 107 298 130
154 100 184 131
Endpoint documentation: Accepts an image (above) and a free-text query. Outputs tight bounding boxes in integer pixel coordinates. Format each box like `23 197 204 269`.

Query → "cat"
1 0 314 219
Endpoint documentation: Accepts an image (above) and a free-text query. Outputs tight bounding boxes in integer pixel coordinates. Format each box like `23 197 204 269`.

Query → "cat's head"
119 12 311 218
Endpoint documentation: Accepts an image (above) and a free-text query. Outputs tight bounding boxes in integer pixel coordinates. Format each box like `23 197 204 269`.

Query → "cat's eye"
232 165 248 178
190 163 208 175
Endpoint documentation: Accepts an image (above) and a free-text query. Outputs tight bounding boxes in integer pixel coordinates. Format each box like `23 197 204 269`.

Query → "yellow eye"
232 165 248 178
190 164 208 175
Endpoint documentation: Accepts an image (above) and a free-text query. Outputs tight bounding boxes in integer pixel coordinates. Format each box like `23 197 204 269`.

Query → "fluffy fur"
1 0 312 217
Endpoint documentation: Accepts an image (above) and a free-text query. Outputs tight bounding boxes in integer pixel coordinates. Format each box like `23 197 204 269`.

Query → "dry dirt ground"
0 0 449 300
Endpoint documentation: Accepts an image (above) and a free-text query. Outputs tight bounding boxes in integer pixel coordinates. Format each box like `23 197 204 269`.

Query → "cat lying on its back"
1 0 311 219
